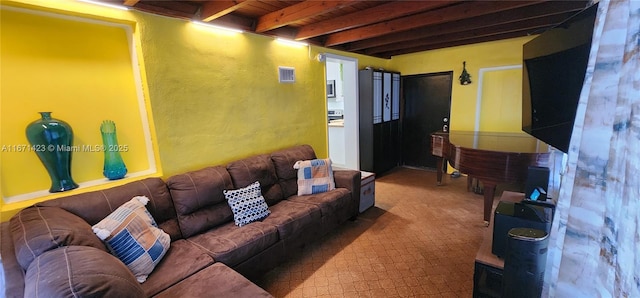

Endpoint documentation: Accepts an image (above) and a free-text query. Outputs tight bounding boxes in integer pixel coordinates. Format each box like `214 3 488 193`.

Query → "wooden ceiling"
112 0 590 58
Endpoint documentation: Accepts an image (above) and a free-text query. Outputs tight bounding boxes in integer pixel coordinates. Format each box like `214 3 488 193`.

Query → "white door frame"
324 53 359 170
473 65 522 131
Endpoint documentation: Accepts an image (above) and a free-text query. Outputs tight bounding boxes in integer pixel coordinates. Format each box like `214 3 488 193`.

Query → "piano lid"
448 131 550 153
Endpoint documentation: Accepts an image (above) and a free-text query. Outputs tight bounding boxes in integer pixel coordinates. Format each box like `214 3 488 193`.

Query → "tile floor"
256 167 507 297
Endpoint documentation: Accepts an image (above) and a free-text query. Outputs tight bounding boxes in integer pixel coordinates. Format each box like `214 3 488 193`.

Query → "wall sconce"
459 61 472 85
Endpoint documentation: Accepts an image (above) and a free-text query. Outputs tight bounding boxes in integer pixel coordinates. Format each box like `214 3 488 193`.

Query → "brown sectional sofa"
1 145 361 297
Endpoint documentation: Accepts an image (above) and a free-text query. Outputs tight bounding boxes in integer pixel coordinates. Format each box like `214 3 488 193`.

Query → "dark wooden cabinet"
359 69 401 174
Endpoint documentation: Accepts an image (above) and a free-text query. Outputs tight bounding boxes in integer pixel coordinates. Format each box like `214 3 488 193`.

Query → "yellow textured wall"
135 14 389 176
140 17 321 175
141 16 337 176
479 69 523 132
390 36 535 131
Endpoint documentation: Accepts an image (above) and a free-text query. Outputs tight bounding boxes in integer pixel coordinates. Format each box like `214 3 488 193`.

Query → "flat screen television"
522 3 599 153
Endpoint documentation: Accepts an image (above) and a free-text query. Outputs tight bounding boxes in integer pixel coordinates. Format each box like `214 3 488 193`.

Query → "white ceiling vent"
278 66 295 83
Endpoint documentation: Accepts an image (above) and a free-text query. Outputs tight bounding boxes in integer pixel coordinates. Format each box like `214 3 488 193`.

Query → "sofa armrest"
333 170 361 217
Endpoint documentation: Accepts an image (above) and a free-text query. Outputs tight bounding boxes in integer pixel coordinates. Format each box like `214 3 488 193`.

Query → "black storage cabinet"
359 69 401 174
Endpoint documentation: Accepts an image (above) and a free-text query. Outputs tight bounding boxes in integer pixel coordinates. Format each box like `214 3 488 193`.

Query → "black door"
402 72 452 169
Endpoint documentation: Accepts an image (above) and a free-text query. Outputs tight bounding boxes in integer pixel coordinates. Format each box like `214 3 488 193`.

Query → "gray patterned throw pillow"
223 181 271 227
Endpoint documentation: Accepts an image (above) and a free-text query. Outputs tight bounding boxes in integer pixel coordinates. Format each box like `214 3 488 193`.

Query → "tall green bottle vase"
25 112 79 193
100 120 127 180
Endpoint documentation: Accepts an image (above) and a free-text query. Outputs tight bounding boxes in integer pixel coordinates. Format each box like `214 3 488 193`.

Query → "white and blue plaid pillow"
294 158 335 195
92 196 170 283
224 181 271 227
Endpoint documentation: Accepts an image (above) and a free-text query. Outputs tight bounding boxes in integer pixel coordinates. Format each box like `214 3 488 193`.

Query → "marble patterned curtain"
545 0 640 297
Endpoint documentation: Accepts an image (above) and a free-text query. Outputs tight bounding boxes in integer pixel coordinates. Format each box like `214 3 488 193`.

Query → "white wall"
327 60 344 111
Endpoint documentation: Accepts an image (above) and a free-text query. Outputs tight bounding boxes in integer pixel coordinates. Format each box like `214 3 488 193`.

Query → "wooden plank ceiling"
113 0 590 58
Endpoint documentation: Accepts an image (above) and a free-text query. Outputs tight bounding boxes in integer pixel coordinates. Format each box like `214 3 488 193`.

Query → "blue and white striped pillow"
92 196 170 283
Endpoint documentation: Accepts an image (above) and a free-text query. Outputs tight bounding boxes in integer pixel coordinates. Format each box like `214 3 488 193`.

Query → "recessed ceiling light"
191 21 244 34
275 38 308 47
78 0 129 11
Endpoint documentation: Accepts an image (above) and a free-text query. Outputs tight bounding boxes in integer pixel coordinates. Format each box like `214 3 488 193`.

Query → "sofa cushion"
154 263 273 298
286 188 351 218
261 200 322 240
9 206 107 271
271 145 317 198
227 154 284 206
224 181 271 227
141 239 215 297
186 221 278 267
167 166 235 238
24 246 145 298
92 196 170 283
294 158 336 195
37 177 182 241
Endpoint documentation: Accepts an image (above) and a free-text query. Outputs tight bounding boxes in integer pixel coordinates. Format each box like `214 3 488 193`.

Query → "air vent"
278 66 295 83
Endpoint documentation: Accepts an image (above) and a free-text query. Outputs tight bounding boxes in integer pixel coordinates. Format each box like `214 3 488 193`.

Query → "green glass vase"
25 112 79 192
100 120 127 180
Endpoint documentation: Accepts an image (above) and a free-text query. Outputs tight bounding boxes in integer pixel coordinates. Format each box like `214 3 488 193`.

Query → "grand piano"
431 131 549 225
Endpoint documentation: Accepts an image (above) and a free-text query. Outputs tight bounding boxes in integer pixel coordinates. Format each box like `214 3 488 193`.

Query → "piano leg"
482 182 497 226
468 177 484 194
436 157 444 185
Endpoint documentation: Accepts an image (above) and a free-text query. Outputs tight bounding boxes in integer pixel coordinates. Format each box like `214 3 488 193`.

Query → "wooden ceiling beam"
208 14 256 31
294 1 461 41
200 0 251 22
377 30 535 58
324 0 546 47
364 14 570 55
255 0 358 33
132 2 196 19
123 0 139 6
112 0 592 55
347 1 586 51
